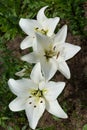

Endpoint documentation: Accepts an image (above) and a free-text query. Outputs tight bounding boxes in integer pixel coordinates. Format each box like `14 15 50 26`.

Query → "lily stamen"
35 27 48 35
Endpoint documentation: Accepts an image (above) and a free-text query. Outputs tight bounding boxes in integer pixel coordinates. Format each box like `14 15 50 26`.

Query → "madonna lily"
19 6 60 50
21 25 81 80
8 63 67 130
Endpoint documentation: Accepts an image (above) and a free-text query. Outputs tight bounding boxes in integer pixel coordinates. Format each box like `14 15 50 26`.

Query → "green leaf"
83 124 87 130
22 125 27 130
7 126 14 130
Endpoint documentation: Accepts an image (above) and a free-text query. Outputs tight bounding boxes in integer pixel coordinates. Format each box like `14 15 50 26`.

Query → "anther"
56 52 60 59
29 96 32 98
36 27 38 30
34 105 36 108
53 46 56 50
29 102 32 104
40 101 43 103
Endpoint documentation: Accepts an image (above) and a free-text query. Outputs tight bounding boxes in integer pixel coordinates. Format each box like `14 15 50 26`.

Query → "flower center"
44 46 59 60
28 89 44 108
35 27 48 35
28 88 47 108
30 89 43 97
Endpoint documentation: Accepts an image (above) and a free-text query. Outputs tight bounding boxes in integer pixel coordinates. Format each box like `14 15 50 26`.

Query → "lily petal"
63 43 81 61
37 6 48 25
21 52 39 63
15 68 26 77
40 57 57 81
54 25 67 45
36 33 51 51
19 18 39 36
46 100 68 119
9 97 25 111
30 63 44 84
25 98 45 129
44 82 65 101
43 17 60 37
8 78 38 96
20 36 36 50
57 59 70 79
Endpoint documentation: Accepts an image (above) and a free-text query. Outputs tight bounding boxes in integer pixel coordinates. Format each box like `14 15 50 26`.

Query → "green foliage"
0 0 86 129
83 124 87 130
0 0 86 40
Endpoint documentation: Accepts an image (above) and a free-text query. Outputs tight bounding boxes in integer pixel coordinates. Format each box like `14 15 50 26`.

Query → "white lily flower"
21 25 81 80
19 6 60 50
8 63 67 130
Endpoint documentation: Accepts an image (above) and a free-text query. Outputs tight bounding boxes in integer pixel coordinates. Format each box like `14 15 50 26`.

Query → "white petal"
42 17 60 37
46 100 68 119
37 6 48 24
15 68 26 77
44 82 65 101
19 18 40 36
25 98 45 129
36 33 51 51
9 97 25 111
21 52 39 63
54 25 67 45
20 36 36 50
39 81 46 90
8 78 37 96
63 43 81 61
40 57 57 80
30 63 44 83
57 59 70 79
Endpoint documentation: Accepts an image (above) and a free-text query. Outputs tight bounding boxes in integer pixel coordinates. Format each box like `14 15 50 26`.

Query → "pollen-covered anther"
29 96 32 98
35 27 39 30
34 93 36 95
34 105 37 108
56 52 60 59
53 46 56 50
29 102 32 104
35 27 48 35
40 100 43 103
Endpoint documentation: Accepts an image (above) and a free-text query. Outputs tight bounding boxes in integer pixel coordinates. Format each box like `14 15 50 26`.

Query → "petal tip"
41 5 48 10
20 43 25 50
9 103 13 111
21 56 25 61
63 24 67 30
67 74 71 79
8 78 14 86
62 82 66 87
19 18 24 26
78 46 81 51
64 114 68 119
9 102 15 112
